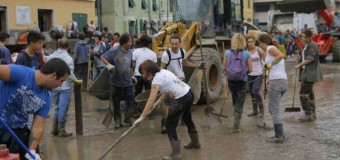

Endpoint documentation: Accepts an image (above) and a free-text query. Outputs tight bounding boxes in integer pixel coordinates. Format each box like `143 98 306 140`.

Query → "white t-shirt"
161 48 187 80
133 47 158 76
265 46 287 80
152 69 190 99
248 50 263 76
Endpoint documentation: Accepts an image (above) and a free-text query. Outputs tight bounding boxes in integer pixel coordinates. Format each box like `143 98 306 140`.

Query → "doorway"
38 9 53 32
0 6 7 33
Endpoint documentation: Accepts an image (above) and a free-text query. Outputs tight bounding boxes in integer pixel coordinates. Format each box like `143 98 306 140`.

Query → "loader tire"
332 40 340 62
188 48 223 103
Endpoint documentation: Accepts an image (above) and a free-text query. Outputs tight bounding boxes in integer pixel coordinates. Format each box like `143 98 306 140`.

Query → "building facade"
0 0 96 43
253 0 283 31
102 0 168 36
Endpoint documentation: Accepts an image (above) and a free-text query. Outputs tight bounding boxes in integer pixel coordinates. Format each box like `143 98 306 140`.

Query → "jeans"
268 80 288 124
134 76 151 97
76 63 88 88
228 81 247 113
248 75 263 101
53 89 72 123
166 90 197 140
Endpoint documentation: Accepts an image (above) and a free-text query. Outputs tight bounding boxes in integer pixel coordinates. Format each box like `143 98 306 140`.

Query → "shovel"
198 36 222 128
285 69 301 112
102 71 115 128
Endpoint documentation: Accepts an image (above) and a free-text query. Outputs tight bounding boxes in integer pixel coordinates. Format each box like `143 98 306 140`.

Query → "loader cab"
173 0 243 38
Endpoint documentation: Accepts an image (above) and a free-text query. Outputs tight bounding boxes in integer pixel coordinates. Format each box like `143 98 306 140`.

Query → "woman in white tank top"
245 35 266 118
258 33 288 143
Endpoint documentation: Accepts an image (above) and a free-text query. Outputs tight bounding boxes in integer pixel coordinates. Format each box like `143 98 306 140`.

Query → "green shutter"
129 0 135 8
153 0 158 11
142 0 148 9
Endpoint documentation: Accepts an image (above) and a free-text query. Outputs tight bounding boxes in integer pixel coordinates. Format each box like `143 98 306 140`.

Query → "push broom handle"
0 118 35 159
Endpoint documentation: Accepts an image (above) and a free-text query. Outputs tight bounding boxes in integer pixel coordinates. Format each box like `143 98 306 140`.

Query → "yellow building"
0 0 95 42
243 0 255 23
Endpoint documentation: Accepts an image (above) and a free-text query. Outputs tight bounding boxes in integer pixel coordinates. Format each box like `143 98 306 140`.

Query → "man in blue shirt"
101 33 135 128
0 32 12 64
0 58 70 159
15 31 45 70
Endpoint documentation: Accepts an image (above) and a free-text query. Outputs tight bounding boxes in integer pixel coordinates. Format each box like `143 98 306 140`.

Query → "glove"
25 150 41 160
133 116 145 126
106 64 115 73
153 99 163 110
197 63 206 69
264 63 272 70
74 79 83 85
132 76 138 85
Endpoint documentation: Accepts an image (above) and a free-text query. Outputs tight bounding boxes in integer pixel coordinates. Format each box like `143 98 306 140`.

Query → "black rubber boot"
267 123 284 143
162 139 181 160
257 100 264 118
184 133 201 149
124 106 134 126
232 110 242 133
247 99 258 117
161 119 167 134
58 122 73 137
51 118 58 136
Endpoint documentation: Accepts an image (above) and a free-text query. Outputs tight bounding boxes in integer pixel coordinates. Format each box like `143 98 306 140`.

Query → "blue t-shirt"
15 51 40 70
0 65 51 129
224 50 251 81
102 46 133 87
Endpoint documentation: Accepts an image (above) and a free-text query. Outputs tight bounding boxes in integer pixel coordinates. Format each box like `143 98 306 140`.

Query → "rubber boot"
162 139 181 160
51 118 59 136
184 133 201 149
247 99 258 117
256 100 264 118
299 113 314 122
161 119 167 134
232 110 242 133
58 122 73 137
266 123 284 143
124 107 134 126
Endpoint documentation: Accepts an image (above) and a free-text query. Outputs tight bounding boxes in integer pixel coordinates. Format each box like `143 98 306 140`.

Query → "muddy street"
40 58 340 160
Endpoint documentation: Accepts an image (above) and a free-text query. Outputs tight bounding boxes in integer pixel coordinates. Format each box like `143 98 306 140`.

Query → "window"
153 0 158 11
129 21 137 35
142 0 148 9
248 0 251 9
169 0 173 12
254 4 269 12
129 0 135 8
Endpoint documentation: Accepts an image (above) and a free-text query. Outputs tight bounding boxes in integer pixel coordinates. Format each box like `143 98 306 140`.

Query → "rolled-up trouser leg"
268 80 288 124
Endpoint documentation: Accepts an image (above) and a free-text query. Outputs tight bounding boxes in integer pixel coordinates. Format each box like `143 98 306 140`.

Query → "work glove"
133 116 145 126
106 64 115 74
25 150 41 160
74 79 83 85
132 76 138 85
197 63 206 69
263 63 272 71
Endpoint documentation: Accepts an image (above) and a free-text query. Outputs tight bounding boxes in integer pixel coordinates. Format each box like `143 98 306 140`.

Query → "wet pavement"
40 57 340 160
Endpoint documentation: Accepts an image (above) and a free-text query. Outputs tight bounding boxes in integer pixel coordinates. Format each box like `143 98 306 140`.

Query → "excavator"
151 0 262 103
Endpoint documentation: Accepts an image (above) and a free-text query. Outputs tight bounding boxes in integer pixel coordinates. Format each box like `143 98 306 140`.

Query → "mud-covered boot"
256 100 264 118
162 139 181 160
247 99 258 117
58 122 73 137
51 118 59 136
161 119 167 134
184 133 201 149
124 107 134 126
232 111 242 133
299 113 314 122
266 123 284 143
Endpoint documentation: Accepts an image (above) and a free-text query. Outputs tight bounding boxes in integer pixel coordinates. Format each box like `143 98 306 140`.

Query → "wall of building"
243 0 254 23
0 0 95 31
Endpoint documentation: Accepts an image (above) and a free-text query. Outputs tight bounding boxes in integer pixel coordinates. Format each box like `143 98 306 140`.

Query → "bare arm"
160 61 166 69
141 84 160 117
258 48 266 61
0 65 10 81
29 115 46 150
222 56 227 75
247 57 253 74
268 47 284 65
183 59 198 68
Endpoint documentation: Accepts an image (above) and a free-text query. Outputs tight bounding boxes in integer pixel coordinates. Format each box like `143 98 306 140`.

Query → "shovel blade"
204 106 222 128
284 107 301 112
102 111 114 128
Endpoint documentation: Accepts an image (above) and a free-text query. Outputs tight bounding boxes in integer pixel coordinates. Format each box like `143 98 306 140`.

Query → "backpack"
165 48 185 69
226 50 247 81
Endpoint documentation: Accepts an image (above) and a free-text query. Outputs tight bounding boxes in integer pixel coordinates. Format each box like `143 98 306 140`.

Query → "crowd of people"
0 26 324 160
